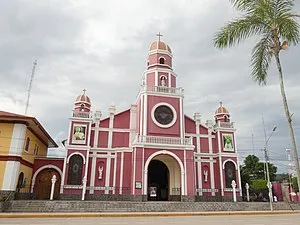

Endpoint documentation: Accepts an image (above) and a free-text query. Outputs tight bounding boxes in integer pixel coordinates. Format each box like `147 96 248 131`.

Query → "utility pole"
25 60 37 115
251 133 255 155
264 126 277 211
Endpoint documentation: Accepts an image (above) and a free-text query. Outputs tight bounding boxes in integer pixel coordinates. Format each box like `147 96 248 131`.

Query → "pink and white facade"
34 39 242 201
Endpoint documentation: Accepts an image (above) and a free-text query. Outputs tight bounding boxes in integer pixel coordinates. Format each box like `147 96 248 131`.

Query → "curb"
0 211 299 218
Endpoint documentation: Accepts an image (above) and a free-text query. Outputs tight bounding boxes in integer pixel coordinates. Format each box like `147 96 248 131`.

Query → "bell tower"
136 34 187 140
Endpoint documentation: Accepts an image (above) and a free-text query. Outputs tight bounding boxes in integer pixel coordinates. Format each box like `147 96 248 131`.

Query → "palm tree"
213 0 300 191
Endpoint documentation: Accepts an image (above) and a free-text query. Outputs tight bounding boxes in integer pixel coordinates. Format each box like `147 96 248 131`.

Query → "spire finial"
83 89 87 95
220 101 223 107
156 32 163 42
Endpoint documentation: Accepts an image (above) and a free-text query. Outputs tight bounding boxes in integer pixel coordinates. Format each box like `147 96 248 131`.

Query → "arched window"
25 137 30 152
67 155 83 185
17 172 24 191
225 161 236 188
160 76 167 87
159 58 165 64
224 115 228 122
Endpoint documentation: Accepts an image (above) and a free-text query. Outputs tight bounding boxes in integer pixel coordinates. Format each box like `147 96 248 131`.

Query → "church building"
31 37 242 201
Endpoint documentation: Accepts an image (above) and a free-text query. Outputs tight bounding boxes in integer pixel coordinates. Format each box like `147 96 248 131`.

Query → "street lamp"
264 126 277 211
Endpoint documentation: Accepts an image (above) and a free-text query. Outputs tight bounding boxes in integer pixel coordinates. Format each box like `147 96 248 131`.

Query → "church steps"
1 200 300 213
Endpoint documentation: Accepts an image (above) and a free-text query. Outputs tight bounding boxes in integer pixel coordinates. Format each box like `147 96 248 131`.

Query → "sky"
1 0 300 172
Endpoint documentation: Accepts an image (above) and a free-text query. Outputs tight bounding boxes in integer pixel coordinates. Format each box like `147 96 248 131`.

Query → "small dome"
149 41 172 53
75 90 91 105
215 102 229 115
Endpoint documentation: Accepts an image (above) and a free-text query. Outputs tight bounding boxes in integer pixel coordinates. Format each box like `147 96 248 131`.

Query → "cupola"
74 89 91 112
147 33 173 69
215 102 230 123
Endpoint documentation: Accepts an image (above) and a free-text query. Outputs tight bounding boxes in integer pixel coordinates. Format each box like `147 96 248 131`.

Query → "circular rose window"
154 105 174 125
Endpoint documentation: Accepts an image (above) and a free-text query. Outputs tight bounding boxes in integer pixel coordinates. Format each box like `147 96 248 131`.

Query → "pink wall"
147 96 180 136
200 138 209 153
146 72 155 86
33 158 64 180
98 131 108 148
171 74 176 87
148 53 172 68
100 118 109 128
123 152 132 192
112 132 129 148
185 150 195 196
114 110 130 129
184 116 196 133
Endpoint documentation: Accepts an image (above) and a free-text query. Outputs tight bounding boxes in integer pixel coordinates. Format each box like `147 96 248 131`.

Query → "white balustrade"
135 135 192 146
72 110 92 118
140 85 183 95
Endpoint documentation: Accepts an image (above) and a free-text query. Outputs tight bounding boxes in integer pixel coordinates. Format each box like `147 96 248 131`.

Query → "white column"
129 105 137 146
194 113 202 195
155 70 158 86
82 176 87 200
60 156 67 193
237 157 243 197
245 183 250 202
113 153 117 194
93 111 101 148
119 152 124 194
2 161 20 191
50 175 57 201
105 105 115 194
89 155 97 194
132 148 136 194
217 130 224 196
231 180 237 202
143 94 147 136
208 127 215 196
2 124 26 191
183 150 187 195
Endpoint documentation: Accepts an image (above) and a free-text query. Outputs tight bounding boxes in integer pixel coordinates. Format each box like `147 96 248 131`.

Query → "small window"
159 58 165 64
34 144 39 156
17 172 24 191
25 137 30 152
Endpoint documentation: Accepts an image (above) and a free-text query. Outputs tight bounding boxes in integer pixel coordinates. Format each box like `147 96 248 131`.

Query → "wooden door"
35 169 60 200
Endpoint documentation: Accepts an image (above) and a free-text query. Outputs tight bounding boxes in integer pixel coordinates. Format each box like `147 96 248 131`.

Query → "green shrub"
251 179 268 190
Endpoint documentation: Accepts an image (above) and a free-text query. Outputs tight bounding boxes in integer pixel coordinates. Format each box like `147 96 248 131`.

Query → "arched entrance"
148 160 169 201
34 169 61 200
146 153 182 201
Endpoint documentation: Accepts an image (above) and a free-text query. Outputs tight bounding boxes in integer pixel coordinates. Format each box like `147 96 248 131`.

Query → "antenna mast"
25 60 37 115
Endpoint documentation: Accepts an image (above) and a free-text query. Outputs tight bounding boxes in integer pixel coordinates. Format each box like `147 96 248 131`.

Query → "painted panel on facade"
145 72 155 86
147 96 180 136
90 130 95 147
122 152 132 193
98 131 108 148
99 118 109 128
112 132 129 148
170 74 176 88
113 110 130 129
200 138 209 153
200 125 209 135
184 116 196 133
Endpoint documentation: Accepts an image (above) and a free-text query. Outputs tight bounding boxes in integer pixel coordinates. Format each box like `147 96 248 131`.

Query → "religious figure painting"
223 134 234 151
72 124 87 144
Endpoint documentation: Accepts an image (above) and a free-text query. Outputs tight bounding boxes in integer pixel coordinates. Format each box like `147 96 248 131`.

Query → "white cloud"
1 0 300 172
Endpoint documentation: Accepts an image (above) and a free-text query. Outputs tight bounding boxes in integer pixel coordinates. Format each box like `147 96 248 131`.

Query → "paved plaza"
1 214 300 225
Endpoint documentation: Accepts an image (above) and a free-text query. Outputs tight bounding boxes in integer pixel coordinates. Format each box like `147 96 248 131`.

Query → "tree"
292 177 299 192
241 155 277 182
213 0 300 191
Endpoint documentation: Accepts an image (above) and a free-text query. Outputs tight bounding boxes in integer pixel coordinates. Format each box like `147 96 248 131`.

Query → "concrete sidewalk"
0 210 299 218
